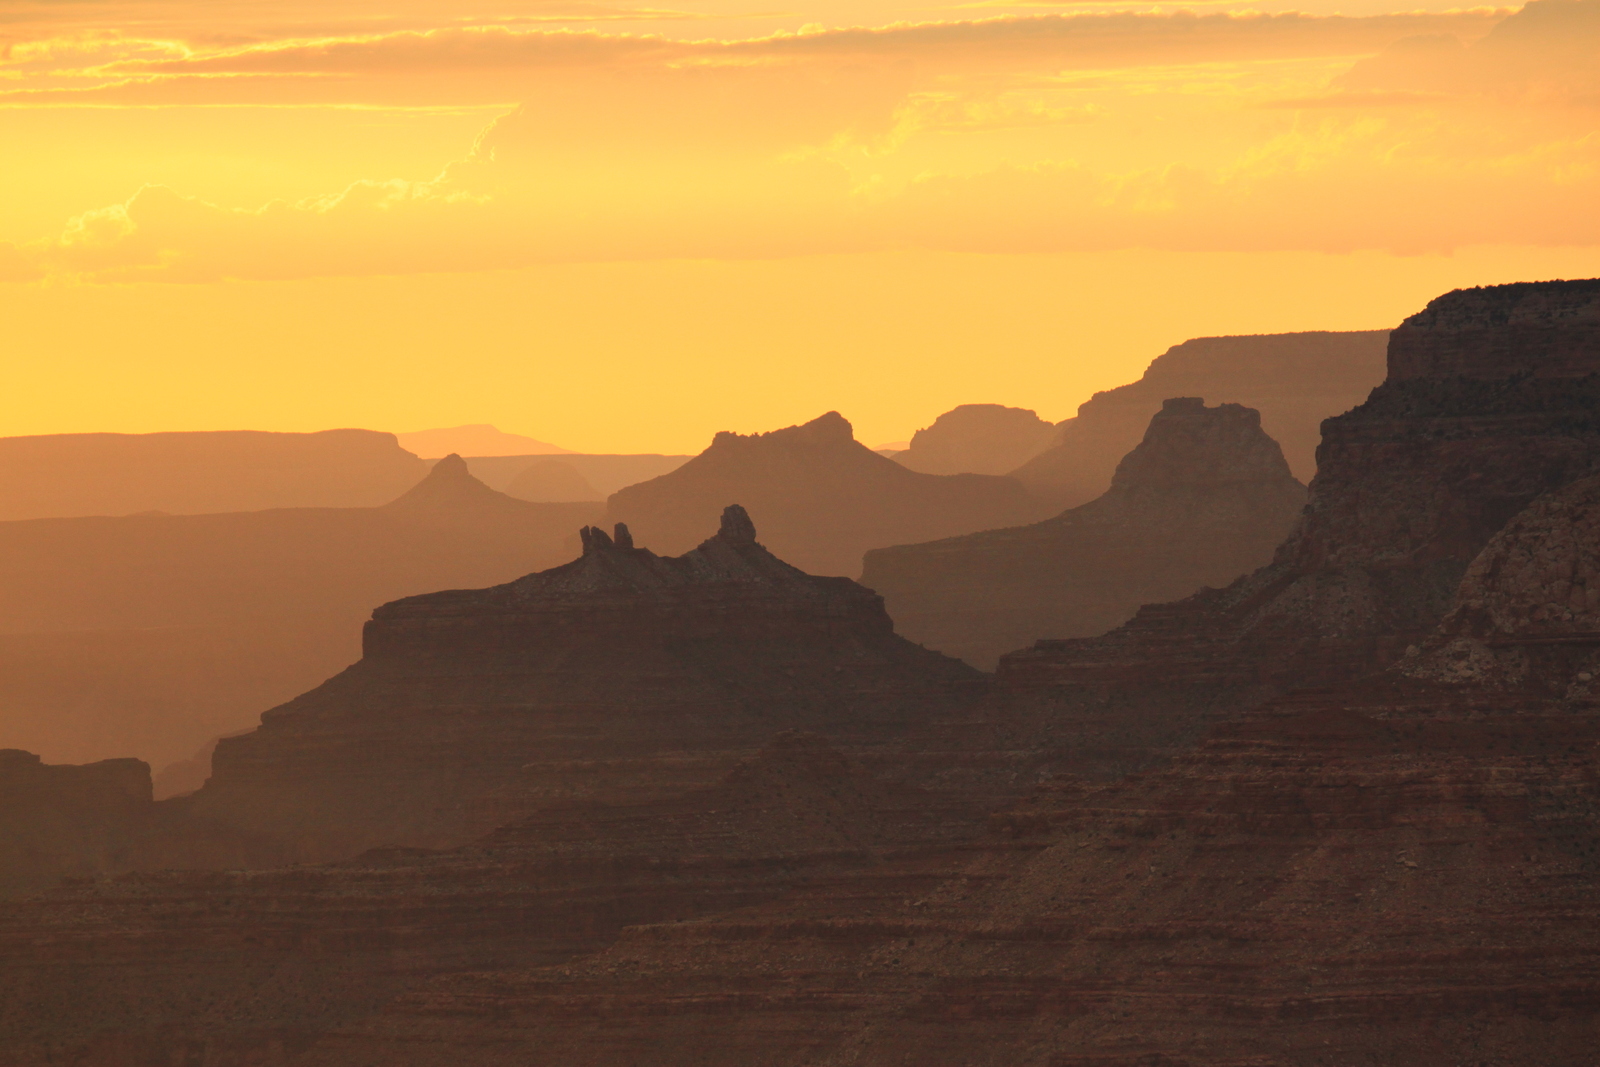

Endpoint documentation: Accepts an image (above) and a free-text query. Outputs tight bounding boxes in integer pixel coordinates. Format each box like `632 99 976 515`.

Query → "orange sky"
3 0 1598 452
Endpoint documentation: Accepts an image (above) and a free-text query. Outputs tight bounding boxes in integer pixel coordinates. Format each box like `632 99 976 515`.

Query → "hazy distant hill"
1011 330 1388 509
454 453 692 498
0 429 426 521
395 424 571 458
892 404 1057 476
607 412 1044 576
863 399 1307 668
0 457 600 771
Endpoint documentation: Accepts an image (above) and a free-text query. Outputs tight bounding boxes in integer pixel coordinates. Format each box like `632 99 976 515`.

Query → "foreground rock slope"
184 505 983 861
606 411 1043 576
863 398 1306 667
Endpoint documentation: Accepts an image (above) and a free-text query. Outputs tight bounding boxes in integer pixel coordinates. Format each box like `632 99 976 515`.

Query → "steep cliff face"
0 456 601 770
606 412 1043 576
893 404 1058 475
996 281 1600 772
185 506 983 860
1011 330 1388 509
0 751 152 898
862 399 1306 667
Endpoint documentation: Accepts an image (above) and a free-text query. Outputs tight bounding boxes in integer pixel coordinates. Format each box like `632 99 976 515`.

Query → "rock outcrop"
892 404 1058 475
0 428 426 521
0 750 152 898
182 505 984 860
0 456 601 769
994 280 1600 775
1011 330 1388 509
607 412 1044 576
0 734 987 1062
863 399 1306 667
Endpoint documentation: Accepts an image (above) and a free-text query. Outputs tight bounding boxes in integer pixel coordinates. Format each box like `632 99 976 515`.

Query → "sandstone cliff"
182 505 984 861
0 750 152 898
995 281 1600 774
862 398 1306 667
606 412 1043 576
892 403 1058 475
0 428 426 521
1011 329 1388 509
0 456 601 769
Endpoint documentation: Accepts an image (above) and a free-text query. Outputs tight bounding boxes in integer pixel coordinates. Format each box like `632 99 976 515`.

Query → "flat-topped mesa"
1387 279 1600 381
191 505 983 861
861 399 1305 669
993 279 1600 770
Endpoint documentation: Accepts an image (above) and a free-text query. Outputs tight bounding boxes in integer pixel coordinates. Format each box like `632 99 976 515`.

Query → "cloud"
1339 0 1600 103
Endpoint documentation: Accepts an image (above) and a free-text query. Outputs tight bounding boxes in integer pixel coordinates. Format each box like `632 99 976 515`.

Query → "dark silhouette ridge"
179 504 983 861
992 279 1600 776
0 428 426 521
892 403 1058 475
0 461 601 769
863 398 1306 667
1010 329 1388 509
606 411 1044 576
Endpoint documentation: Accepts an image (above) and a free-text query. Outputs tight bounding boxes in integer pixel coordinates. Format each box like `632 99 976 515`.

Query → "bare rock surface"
606 412 1043 576
863 398 1306 667
182 506 984 861
1011 330 1387 509
995 280 1600 777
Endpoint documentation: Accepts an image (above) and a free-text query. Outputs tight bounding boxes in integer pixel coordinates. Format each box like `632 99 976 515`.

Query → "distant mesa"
395 424 572 458
893 404 1057 476
503 458 604 502
863 398 1306 668
0 428 426 522
1009 330 1388 510
183 504 983 861
607 411 1044 577
0 455 602 772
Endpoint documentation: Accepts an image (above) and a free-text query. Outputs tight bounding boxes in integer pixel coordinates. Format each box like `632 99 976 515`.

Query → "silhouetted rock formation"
0 750 151 898
0 457 601 769
893 403 1057 475
863 399 1306 667
182 505 983 860
0 733 984 1059
1011 330 1387 509
503 458 604 502
607 412 1043 576
0 428 426 521
995 280 1600 776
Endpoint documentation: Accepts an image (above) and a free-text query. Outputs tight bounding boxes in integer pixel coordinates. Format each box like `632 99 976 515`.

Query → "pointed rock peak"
716 504 757 544
579 525 615 554
613 522 634 549
384 453 514 511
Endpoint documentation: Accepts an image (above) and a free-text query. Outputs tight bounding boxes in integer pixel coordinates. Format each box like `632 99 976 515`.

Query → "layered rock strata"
185 506 984 860
297 470 1600 1063
996 280 1600 774
0 734 985 1064
606 412 1043 576
863 399 1306 668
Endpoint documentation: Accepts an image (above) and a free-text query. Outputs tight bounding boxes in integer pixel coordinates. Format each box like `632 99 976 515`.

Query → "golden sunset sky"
3 0 1597 452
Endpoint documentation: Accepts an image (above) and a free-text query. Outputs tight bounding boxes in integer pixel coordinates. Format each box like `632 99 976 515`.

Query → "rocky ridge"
863 398 1306 667
183 505 984 861
606 412 1043 576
